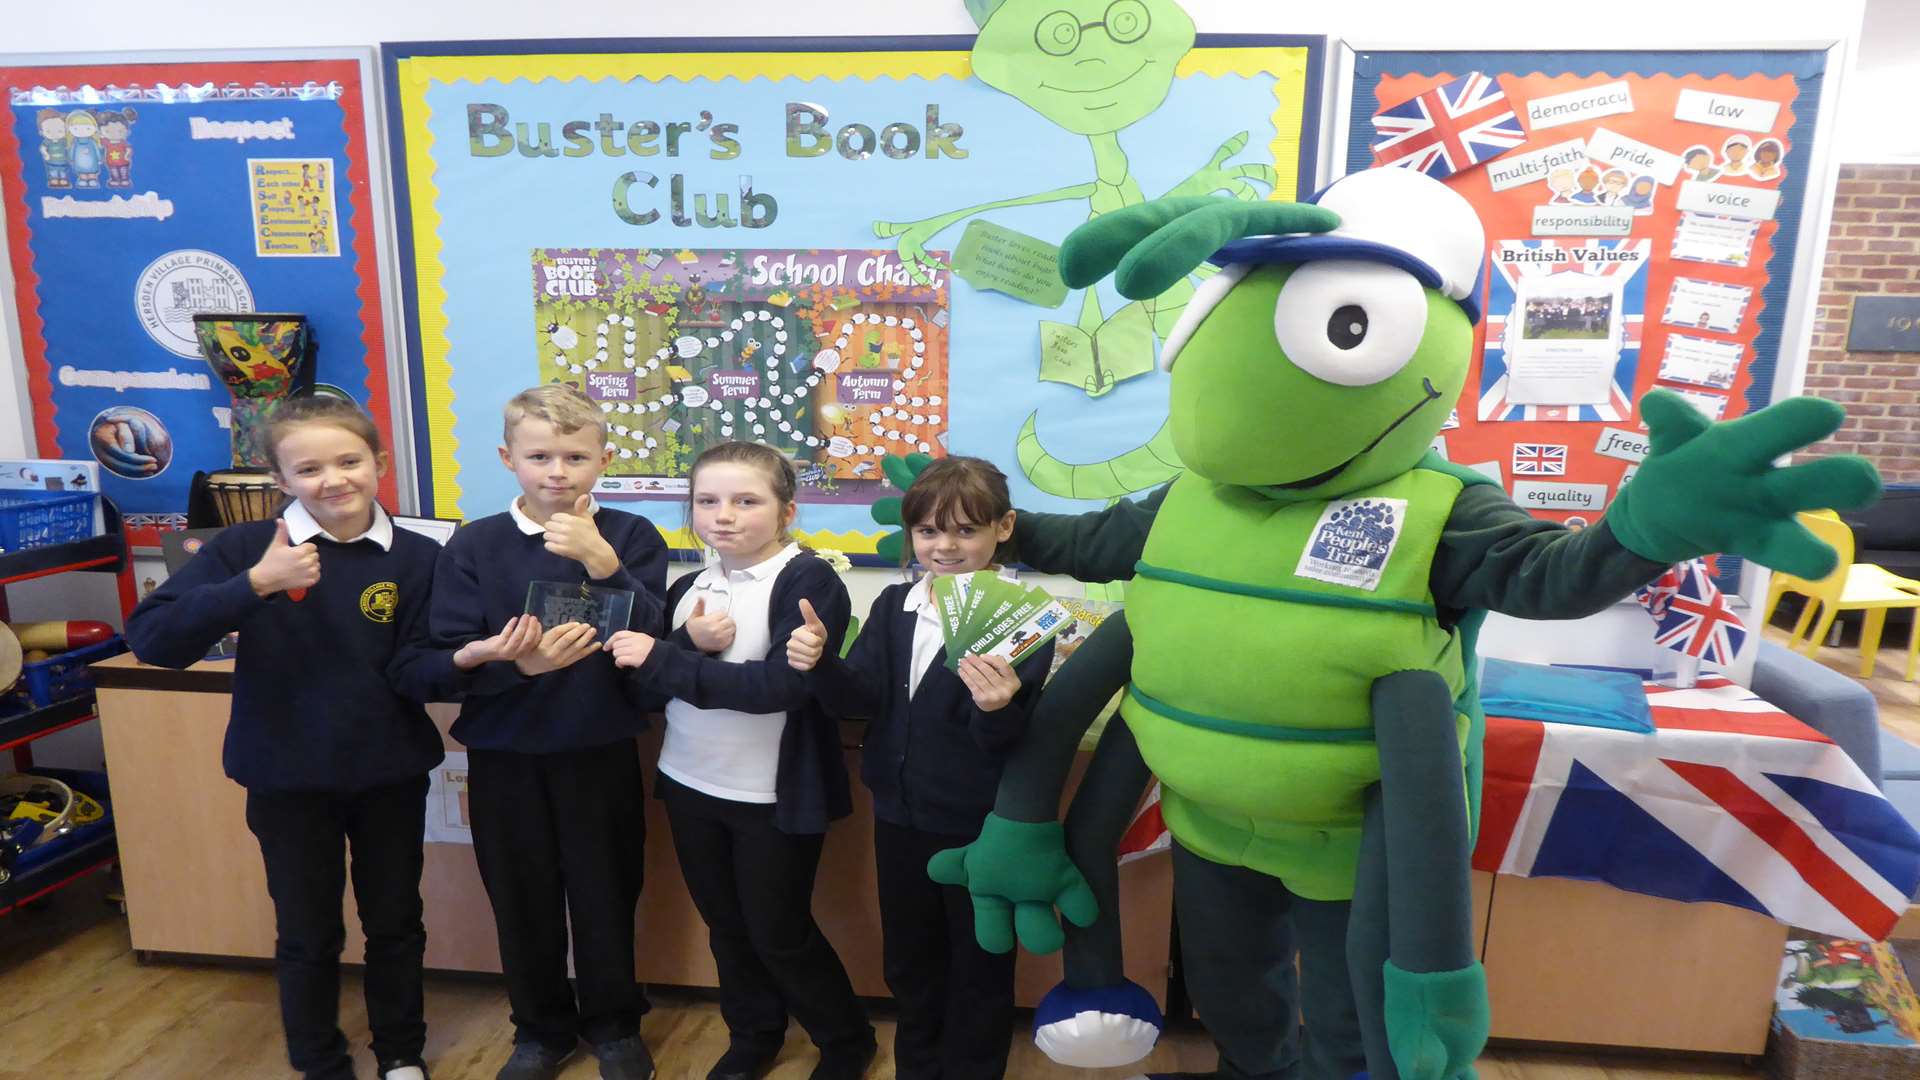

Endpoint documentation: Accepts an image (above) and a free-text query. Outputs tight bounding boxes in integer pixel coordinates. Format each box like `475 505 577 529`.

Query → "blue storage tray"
0 491 96 553
19 636 128 707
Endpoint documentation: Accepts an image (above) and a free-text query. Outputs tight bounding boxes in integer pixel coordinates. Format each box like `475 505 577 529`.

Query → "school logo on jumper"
360 581 398 623
1296 497 1406 592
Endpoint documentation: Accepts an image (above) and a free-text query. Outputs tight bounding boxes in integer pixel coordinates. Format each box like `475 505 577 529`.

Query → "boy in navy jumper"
430 384 668 1080
786 457 1052 1080
127 394 541 1080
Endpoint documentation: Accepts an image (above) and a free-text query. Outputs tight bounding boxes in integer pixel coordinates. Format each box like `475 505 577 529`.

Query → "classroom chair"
1760 511 1920 680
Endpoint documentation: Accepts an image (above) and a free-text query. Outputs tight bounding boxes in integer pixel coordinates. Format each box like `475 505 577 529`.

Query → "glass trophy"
525 580 636 642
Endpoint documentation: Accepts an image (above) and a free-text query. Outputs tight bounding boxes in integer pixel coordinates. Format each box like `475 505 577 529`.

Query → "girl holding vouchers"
786 456 1053 1080
606 442 875 1080
127 395 543 1080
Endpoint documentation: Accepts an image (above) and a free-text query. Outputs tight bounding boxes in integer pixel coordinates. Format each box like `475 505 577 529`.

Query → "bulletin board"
1338 47 1833 589
0 53 401 544
383 16 1324 556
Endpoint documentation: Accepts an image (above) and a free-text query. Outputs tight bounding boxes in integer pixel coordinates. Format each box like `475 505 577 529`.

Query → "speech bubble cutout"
827 436 855 458
674 336 704 359
813 348 843 373
680 385 711 408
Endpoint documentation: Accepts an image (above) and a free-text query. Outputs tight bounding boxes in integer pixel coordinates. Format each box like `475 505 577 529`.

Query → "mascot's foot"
1033 979 1163 1068
1384 961 1489 1080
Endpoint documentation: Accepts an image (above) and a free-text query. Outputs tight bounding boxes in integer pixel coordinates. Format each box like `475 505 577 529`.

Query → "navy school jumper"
124 512 458 792
429 506 669 751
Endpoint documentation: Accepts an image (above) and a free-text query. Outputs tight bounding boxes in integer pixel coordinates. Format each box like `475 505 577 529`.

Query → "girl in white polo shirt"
607 442 874 1080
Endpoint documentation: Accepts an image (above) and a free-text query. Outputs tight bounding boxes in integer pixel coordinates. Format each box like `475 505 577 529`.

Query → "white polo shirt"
283 500 394 550
507 494 599 535
658 542 807 803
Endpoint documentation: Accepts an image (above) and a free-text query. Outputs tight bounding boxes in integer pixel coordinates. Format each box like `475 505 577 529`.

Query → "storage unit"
0 501 138 917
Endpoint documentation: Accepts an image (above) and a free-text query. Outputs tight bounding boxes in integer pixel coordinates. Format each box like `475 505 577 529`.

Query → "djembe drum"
203 468 287 526
192 313 313 524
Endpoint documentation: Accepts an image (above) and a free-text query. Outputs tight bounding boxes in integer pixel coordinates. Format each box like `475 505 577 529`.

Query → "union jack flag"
1117 781 1171 864
1475 676 1920 940
1511 443 1567 475
1479 238 1650 422
1371 72 1527 180
1636 559 1747 666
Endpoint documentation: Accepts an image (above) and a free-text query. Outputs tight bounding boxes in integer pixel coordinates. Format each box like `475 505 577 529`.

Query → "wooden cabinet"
91 655 1173 1007
94 654 1785 1053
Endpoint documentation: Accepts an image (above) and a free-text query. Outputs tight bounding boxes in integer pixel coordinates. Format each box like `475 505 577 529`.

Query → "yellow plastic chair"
1760 511 1920 680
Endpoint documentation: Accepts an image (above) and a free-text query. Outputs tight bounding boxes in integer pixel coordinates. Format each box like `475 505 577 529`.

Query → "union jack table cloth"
1474 675 1920 940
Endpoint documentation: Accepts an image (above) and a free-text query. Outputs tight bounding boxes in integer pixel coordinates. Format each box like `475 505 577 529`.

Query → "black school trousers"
874 817 1016 1080
658 773 872 1057
244 774 429 1080
467 742 649 1051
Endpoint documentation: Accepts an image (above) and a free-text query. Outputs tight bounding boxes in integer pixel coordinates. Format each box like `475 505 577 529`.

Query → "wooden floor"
0 876 1765 1080
3 624 1914 1079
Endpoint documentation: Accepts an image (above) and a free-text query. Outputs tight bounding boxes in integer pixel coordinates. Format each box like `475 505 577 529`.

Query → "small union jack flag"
1635 559 1747 665
1117 781 1171 865
1371 72 1527 180
1511 443 1567 476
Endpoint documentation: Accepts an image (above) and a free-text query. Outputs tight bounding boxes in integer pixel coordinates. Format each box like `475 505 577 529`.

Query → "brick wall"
1800 164 1920 483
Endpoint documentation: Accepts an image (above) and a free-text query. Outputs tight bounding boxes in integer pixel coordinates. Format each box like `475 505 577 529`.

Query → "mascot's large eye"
1272 261 1428 387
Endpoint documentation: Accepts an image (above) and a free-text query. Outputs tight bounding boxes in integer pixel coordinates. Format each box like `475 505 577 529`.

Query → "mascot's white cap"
1211 166 1487 324
1160 167 1487 371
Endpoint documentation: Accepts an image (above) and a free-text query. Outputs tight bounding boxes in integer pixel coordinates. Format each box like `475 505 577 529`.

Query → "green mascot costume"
873 168 1881 1080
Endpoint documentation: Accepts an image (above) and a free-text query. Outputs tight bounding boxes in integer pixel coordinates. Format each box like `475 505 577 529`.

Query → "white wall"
0 0 1870 52
1837 0 1920 163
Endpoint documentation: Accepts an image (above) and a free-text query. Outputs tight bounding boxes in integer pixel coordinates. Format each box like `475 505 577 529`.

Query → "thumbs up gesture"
685 596 737 654
248 519 322 598
786 598 830 672
543 493 619 579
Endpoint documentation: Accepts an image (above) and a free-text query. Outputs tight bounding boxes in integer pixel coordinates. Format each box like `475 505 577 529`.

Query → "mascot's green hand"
1606 390 1881 579
926 814 1099 955
871 452 936 565
1383 961 1489 1080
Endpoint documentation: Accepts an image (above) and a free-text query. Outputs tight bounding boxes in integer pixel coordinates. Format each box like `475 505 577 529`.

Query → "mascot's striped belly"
1121 469 1469 899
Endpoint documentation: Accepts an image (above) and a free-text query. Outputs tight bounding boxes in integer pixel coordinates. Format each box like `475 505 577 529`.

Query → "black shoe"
593 1035 656 1080
706 1042 779 1080
496 1040 578 1080
808 1034 877 1080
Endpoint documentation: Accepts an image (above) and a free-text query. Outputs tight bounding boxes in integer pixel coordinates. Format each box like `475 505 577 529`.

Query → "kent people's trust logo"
1309 499 1399 569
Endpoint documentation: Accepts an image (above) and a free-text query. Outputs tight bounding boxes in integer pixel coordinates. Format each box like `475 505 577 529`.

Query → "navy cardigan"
810 581 1052 835
632 552 854 835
